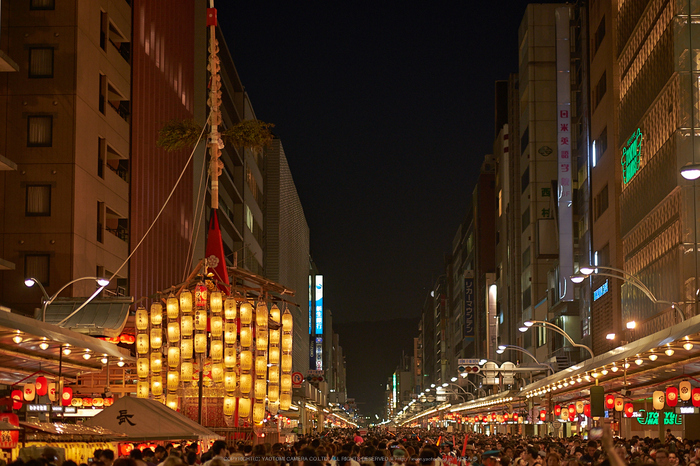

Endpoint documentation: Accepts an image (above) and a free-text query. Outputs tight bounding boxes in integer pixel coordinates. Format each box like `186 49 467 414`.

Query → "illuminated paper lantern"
503 413 509 421
93 397 104 407
256 302 268 327
269 365 279 383
83 397 93 407
71 398 82 407
513 413 519 422
150 303 163 326
269 402 279 416
614 398 624 411
35 376 48 396
212 363 224 383
240 326 252 348
223 396 236 416
181 315 193 336
211 316 223 337
281 374 292 391
576 401 584 413
240 302 253 324
61 387 73 406
605 394 615 410
240 350 253 371
23 383 35 401
256 356 268 376
11 390 22 410
560 407 569 419
181 339 193 359
167 322 180 343
539 410 546 421
554 405 561 416
282 354 292 372
239 396 251 417
666 387 678 407
195 309 207 331
224 371 237 391
137 358 149 378
282 334 293 351
210 291 223 314
282 309 293 331
167 371 180 390
268 384 279 403
269 346 280 365
653 391 665 410
224 297 237 320
257 329 268 350
270 304 281 323
680 381 692 401
180 290 193 313
255 379 266 401
211 340 223 362
194 281 207 308
181 361 193 381
104 397 114 406
151 375 163 396
194 333 207 353
584 404 591 417
280 392 292 411
150 328 163 349
48 383 57 402
624 403 634 417
137 334 149 354
137 381 149 398
224 323 237 344
150 352 163 373
166 394 178 410
224 347 236 368
568 406 576 421
240 373 252 394
166 295 179 319
168 346 180 367
136 307 149 330
693 388 700 406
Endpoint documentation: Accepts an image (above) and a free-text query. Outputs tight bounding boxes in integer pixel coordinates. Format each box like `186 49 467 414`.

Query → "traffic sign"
292 372 304 387
458 359 480 365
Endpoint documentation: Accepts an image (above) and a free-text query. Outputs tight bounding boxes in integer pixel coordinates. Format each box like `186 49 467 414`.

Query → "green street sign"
621 128 643 184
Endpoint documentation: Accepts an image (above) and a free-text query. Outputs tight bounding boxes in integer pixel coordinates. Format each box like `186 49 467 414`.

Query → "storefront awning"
44 297 132 338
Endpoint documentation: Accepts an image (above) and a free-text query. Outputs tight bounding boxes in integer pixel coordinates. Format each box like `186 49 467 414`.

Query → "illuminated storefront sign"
315 337 323 370
309 275 313 335
622 128 643 184
593 280 609 301
392 373 397 409
636 409 682 425
464 271 475 343
315 275 323 335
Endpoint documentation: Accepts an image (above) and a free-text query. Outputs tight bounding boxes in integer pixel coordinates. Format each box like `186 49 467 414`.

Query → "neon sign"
621 128 643 184
593 280 609 301
635 409 682 425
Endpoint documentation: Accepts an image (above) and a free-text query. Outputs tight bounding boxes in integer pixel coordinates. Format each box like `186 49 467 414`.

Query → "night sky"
217 2 557 414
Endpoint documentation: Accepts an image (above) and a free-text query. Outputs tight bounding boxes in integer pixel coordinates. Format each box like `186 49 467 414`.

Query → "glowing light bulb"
117 358 125 367
635 357 643 365
63 347 71 355
39 341 49 350
684 341 694 351
12 334 22 344
601 369 608 376
665 347 675 356
83 352 91 360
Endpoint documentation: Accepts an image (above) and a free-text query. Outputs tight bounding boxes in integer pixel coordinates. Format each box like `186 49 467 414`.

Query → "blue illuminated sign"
593 279 609 301
309 275 313 335
315 275 323 335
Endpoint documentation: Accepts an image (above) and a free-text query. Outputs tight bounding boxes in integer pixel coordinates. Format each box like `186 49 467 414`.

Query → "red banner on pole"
205 210 230 293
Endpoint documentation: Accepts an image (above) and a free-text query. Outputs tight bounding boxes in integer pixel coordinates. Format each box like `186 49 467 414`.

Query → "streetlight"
25 276 110 322
496 344 554 374
520 320 595 358
681 163 700 180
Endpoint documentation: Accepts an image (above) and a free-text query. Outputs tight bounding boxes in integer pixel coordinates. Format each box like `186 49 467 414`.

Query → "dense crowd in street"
4 426 700 466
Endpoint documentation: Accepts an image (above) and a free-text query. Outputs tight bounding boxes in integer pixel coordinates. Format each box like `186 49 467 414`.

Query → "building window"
521 206 530 233
25 254 50 286
522 247 531 270
520 126 529 155
29 47 54 78
30 0 55 10
597 243 610 268
537 325 547 347
594 184 609 220
97 201 104 243
245 205 254 232
594 16 606 54
593 71 607 109
521 166 529 193
99 74 107 114
26 185 51 216
594 126 608 167
27 115 53 147
100 11 108 50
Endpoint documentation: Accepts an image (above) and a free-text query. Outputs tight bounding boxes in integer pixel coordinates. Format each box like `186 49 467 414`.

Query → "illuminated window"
27 115 53 147
25 185 51 216
25 254 50 286
245 205 254 232
30 0 55 10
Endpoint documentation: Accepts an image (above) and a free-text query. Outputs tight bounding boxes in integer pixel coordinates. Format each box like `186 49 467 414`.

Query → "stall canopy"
84 397 222 441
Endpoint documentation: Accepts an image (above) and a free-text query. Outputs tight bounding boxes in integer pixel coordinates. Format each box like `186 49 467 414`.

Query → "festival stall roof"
0 310 133 385
20 420 125 440
83 397 222 441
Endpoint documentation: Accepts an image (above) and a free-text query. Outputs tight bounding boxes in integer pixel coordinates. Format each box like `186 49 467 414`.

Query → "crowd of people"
2 427 698 466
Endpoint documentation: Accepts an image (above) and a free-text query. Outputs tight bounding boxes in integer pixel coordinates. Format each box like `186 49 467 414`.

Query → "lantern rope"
182 158 210 281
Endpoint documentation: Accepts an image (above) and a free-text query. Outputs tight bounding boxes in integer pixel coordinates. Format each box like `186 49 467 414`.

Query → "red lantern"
513 413 519 422
624 403 634 417
666 387 678 407
120 444 134 456
61 387 73 407
0 413 19 449
605 394 615 410
693 388 700 407
10 390 22 410
584 404 591 417
554 405 561 416
82 397 93 407
491 413 496 421
569 405 576 421
195 281 208 308
104 397 114 407
539 410 546 421
503 413 509 421
35 376 48 396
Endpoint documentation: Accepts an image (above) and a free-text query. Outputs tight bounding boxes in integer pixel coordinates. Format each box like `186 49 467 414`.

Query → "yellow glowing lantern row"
281 374 292 391
167 322 180 342
150 328 163 349
240 373 252 394
195 309 207 331
181 339 193 359
253 401 265 423
168 346 180 367
150 303 163 326
136 334 149 354
167 295 179 319
240 326 252 348
152 375 163 396
211 340 223 362
282 334 293 352
194 333 207 353
224 371 237 391
137 357 149 378
211 316 223 337
224 297 237 320
257 329 268 351
254 379 266 401
282 309 293 331
268 384 279 403
240 302 253 325
280 392 292 411
212 363 224 383
136 307 149 330
210 291 223 314
181 361 193 381
269 347 280 365
137 381 149 398
166 394 178 410
240 351 253 371
256 302 268 327
256 356 267 376
281 354 292 373
269 365 279 383
180 289 193 313
223 396 236 416
224 323 237 344
239 397 251 417
181 315 193 336
150 353 163 373
270 304 281 323
167 371 180 390
224 347 236 368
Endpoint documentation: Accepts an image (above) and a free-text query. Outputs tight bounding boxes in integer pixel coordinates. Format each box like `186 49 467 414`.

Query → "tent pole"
198 353 204 425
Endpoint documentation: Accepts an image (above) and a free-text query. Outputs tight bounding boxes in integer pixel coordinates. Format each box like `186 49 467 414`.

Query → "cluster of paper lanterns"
651 382 698 410
135 284 293 424
463 412 520 423
9 376 82 409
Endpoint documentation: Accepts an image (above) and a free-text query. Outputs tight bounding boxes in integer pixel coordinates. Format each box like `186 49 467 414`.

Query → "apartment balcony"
0 49 18 72
0 154 17 171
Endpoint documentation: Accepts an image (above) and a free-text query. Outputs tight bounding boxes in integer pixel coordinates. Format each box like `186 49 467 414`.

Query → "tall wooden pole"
207 2 222 209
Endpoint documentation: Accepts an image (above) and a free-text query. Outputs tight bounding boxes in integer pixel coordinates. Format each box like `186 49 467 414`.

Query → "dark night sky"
217 2 557 414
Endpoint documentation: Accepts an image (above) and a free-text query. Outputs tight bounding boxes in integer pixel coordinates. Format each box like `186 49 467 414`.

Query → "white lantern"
253 401 265 423
168 346 180 367
136 307 149 330
167 322 180 342
224 371 237 391
137 381 149 398
653 391 665 410
680 381 692 401
166 295 179 319
211 316 223 337
224 347 236 368
181 339 193 359
150 303 163 326
212 363 224 383
269 401 279 415
211 340 223 362
180 290 193 313
256 356 268 376
210 291 223 314
270 305 281 323
240 351 253 371
223 396 236 416
280 392 292 411
181 315 193 337
166 394 178 410
255 379 266 401
282 334 293 351
136 334 149 354
151 375 163 396
268 384 279 403
256 329 268 350
195 333 207 353
281 374 292 391
282 309 293 331
240 302 253 324
224 297 237 320
167 371 180 390
269 365 279 383
195 309 207 330
256 302 268 327
240 326 252 348
240 373 252 394
239 396 251 417
150 352 162 373
150 328 163 349
269 347 280 365
137 357 149 378
282 354 292 372
181 361 193 381
224 323 237 344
